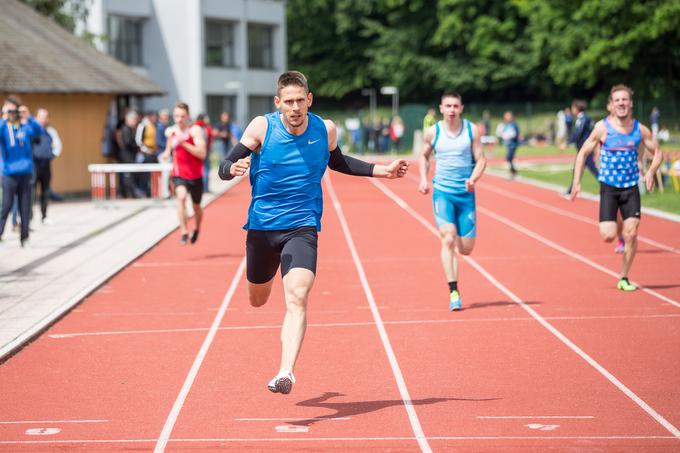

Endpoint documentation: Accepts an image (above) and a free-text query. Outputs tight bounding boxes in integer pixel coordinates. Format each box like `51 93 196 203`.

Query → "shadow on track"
464 300 542 310
292 391 499 427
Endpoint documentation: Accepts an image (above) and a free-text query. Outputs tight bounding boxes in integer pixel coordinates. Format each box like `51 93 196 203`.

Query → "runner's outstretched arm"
325 119 408 179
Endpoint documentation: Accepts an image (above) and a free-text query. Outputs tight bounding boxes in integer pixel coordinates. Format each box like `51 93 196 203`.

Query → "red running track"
0 169 678 452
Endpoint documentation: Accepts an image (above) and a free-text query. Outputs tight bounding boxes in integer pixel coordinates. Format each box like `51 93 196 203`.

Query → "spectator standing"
556 108 567 151
481 110 491 138
390 115 405 152
32 108 62 224
370 118 381 153
119 110 142 198
136 111 159 162
156 109 171 198
380 117 391 153
423 108 437 130
230 120 243 142
650 107 660 140
564 107 574 137
0 98 44 246
565 99 595 196
214 111 235 160
361 117 370 154
499 111 520 179
136 111 159 196
156 109 170 151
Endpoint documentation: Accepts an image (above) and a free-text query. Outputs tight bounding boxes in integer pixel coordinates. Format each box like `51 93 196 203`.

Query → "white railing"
87 162 173 201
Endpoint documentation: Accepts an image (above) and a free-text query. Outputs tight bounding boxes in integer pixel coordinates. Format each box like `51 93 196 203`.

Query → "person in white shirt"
33 108 62 224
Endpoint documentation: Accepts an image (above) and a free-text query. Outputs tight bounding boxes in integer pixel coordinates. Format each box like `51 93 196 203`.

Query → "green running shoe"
617 278 637 292
449 290 462 311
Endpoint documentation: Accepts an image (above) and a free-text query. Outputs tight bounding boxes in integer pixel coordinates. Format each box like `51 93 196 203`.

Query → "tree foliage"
288 0 680 101
20 0 90 33
515 0 680 99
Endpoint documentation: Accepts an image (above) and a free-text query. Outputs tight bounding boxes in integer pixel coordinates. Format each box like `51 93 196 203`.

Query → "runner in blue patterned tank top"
218 71 409 394
418 92 487 311
570 84 663 291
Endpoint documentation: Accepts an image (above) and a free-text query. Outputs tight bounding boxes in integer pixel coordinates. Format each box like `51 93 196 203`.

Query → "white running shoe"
267 370 296 394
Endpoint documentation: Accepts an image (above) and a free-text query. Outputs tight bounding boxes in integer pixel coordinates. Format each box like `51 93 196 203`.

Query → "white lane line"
49 313 680 339
0 435 676 444
478 207 680 309
404 173 680 301
325 173 431 453
481 182 680 255
236 417 351 421
153 257 246 453
0 419 108 425
484 168 680 223
369 178 680 440
477 416 593 419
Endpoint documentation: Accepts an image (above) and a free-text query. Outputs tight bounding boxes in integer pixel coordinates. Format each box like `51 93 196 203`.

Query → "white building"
82 0 286 124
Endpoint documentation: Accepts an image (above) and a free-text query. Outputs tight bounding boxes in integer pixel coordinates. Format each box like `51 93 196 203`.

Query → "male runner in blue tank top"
418 92 487 311
569 84 662 291
219 71 409 394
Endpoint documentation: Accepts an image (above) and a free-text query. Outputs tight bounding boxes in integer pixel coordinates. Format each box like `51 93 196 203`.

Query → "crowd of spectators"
103 107 242 198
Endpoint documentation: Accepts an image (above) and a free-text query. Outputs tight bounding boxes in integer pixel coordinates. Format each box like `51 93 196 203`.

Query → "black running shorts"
246 226 318 284
599 182 641 222
172 176 204 204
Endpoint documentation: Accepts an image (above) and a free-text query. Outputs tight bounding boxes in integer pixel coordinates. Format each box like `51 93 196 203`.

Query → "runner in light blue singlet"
419 92 487 311
432 118 477 238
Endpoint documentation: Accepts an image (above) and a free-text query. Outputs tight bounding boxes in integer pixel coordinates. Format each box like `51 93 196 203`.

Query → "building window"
248 24 274 69
205 20 236 67
248 96 273 120
207 95 237 126
107 15 143 66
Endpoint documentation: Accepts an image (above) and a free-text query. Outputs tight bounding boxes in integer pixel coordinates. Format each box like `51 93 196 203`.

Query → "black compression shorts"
172 176 204 204
599 182 641 222
246 226 318 284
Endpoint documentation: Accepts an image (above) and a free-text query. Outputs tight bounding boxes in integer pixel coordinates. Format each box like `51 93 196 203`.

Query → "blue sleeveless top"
599 118 641 188
432 119 474 193
245 112 330 231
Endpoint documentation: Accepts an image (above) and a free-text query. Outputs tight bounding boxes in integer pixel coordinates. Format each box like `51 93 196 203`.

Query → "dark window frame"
205 19 237 68
247 23 275 70
107 15 144 66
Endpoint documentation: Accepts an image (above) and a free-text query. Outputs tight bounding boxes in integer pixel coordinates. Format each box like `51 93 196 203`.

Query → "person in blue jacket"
0 98 43 246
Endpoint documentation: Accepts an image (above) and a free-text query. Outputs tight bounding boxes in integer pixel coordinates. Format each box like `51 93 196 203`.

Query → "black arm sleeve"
328 146 375 177
218 142 253 180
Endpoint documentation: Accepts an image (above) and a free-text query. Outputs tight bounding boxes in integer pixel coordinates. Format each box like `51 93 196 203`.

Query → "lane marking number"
25 428 61 436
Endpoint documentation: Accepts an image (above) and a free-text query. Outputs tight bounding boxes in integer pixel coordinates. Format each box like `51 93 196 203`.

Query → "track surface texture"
1 169 678 452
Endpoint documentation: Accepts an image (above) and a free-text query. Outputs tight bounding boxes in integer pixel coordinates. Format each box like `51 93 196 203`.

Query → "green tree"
20 0 90 34
288 0 551 101
515 0 680 99
287 0 382 98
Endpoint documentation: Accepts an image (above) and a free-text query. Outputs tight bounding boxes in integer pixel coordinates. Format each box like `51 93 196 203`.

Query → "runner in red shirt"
160 102 207 245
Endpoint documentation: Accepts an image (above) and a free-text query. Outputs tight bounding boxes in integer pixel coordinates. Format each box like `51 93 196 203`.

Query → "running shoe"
617 278 637 292
180 233 189 245
267 370 295 394
449 290 462 311
190 230 199 244
614 237 625 254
